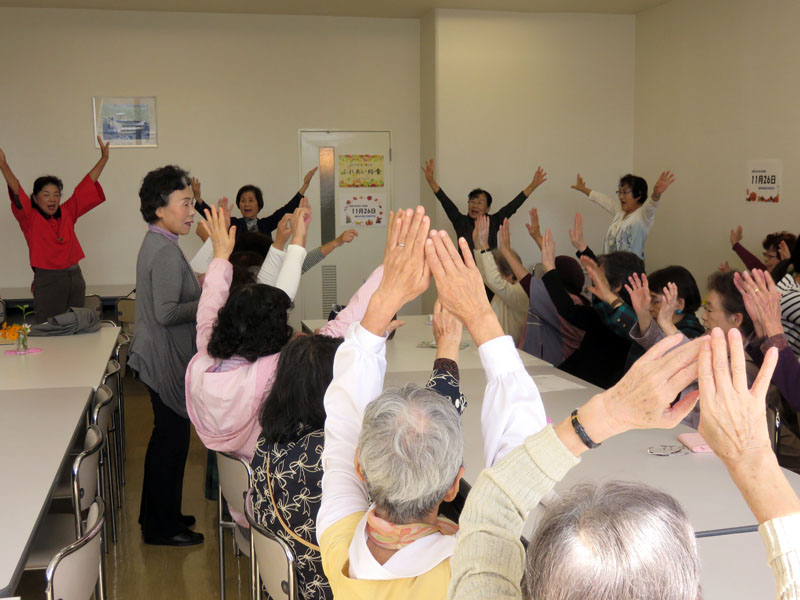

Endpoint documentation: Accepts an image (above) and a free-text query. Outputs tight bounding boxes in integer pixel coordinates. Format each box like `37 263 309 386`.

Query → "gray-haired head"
493 248 522 281
525 481 701 600
357 383 463 524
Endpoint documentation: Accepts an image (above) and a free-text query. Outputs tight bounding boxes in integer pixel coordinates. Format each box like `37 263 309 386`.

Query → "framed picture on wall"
92 96 158 147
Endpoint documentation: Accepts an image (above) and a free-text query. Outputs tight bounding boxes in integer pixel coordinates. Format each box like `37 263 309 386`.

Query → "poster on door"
341 193 385 227
338 154 384 188
746 159 782 203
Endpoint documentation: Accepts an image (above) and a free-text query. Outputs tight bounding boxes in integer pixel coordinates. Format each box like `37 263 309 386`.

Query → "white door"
295 130 394 325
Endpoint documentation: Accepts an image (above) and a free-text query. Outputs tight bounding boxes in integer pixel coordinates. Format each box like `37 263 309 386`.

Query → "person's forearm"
319 237 342 257
732 242 767 272
88 156 108 183
361 290 400 337
425 177 441 194
464 308 504 347
636 310 653 334
1 162 21 196
501 247 529 282
726 450 800 524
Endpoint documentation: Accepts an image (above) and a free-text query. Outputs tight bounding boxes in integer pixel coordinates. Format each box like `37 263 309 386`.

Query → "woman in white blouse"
570 170 674 261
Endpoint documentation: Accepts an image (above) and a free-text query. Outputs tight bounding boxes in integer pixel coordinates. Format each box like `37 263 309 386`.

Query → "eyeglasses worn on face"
616 189 633 196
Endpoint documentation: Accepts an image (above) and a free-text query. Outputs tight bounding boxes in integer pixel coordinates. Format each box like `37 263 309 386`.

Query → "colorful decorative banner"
341 193 385 227
338 154 384 188
746 159 782 203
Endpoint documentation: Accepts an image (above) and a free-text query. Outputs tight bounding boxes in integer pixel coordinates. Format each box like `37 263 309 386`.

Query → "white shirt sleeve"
317 322 387 541
188 238 214 274
479 335 548 467
640 197 659 231
256 244 287 286
273 244 307 301
588 190 619 216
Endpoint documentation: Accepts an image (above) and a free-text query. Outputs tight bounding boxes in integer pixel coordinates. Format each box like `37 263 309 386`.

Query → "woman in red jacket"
0 137 110 322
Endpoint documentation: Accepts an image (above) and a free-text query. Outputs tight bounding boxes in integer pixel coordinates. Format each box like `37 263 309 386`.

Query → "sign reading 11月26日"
746 159 782 203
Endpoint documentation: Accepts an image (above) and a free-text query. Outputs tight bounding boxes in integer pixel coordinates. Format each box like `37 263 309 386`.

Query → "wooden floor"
16 375 251 599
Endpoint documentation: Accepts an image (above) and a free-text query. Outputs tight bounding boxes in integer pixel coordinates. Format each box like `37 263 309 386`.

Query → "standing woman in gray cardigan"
128 165 203 546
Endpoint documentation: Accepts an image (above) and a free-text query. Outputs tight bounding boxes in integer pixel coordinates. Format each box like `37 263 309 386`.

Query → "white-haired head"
357 383 463 524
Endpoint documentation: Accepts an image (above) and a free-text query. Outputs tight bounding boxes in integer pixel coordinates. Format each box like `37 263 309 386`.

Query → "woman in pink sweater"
185 205 383 464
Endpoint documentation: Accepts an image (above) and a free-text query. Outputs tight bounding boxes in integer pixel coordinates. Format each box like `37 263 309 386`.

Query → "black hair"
233 231 272 259
555 255 586 297
32 175 63 197
138 165 191 224
229 251 263 290
236 184 264 211
707 271 753 337
258 334 343 443
207 283 292 362
647 266 702 314
468 188 493 208
762 231 797 252
596 251 645 305
618 174 648 205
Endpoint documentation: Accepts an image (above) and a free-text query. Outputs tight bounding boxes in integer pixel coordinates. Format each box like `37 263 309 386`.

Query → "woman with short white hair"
317 206 547 598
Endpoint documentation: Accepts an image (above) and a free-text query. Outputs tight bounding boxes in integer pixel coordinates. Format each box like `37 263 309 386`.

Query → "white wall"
431 10 636 272
635 0 800 284
0 8 420 288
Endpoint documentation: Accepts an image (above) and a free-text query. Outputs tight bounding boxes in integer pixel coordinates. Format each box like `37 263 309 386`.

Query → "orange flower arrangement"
0 323 24 341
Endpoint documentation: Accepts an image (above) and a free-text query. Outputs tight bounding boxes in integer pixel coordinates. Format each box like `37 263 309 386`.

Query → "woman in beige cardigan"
447 324 800 599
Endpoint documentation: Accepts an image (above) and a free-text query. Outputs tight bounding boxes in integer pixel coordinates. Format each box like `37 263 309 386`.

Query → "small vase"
16 330 28 353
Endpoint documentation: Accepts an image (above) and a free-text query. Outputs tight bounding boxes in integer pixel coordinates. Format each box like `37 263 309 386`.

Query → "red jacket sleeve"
61 174 106 221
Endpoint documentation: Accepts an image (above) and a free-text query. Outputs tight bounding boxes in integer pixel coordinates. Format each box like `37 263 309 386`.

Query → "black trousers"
32 265 85 323
138 386 191 538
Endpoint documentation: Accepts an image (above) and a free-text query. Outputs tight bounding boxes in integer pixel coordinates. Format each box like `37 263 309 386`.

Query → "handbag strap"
265 458 321 552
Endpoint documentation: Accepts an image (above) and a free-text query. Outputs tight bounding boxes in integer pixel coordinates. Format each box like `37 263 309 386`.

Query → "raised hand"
652 170 675 200
200 204 237 261
541 228 556 271
735 270 783 338
421 158 435 182
89 136 111 182
336 229 358 245
362 208 431 336
290 206 311 248
524 166 547 196
570 173 590 196
568 212 587 252
425 230 499 346
498 218 512 253
656 282 681 336
698 328 776 464
298 167 318 195
473 214 490 250
273 214 292 250
216 197 231 230
432 299 463 361
97 136 110 161
779 240 792 261
525 207 544 249
582 255 616 304
190 177 202 201
624 272 651 323
730 226 743 248
299 196 310 210
718 261 732 273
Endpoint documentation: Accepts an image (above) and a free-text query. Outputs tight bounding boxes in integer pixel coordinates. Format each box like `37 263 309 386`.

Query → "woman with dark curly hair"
185 205 383 525
128 164 203 546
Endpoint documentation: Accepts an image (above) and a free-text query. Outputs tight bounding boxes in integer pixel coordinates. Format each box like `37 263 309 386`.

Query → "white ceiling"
0 0 670 18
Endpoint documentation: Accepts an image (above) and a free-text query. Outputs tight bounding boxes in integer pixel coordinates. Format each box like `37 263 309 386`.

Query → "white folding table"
0 387 94 597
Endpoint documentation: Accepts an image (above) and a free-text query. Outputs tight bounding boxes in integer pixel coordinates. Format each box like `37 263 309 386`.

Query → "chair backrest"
91 385 114 433
45 497 105 600
115 298 136 335
101 360 121 410
73 425 105 526
0 299 5 323
84 295 102 320
114 332 131 377
217 452 253 517
245 488 297 600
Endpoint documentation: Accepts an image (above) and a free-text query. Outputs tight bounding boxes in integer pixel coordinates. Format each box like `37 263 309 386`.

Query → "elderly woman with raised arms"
447 324 800 599
317 206 547 598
